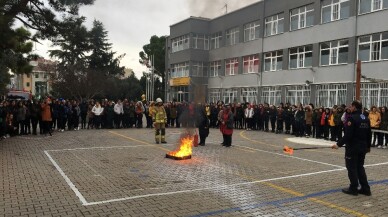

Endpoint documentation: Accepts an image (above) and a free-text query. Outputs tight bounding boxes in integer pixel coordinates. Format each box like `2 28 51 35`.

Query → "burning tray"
165 154 192 160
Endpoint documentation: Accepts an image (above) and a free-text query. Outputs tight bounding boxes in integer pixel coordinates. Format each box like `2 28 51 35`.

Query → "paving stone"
1 128 388 216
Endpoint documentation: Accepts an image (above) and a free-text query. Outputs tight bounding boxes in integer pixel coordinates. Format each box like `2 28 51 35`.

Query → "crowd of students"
1 98 387 150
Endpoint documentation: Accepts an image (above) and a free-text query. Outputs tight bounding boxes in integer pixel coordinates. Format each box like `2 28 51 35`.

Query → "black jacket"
337 110 372 156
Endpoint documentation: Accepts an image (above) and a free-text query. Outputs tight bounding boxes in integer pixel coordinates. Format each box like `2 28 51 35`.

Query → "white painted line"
234 144 345 169
84 167 346 206
46 144 154 152
44 151 88 205
365 161 388 167
85 161 388 206
46 141 388 207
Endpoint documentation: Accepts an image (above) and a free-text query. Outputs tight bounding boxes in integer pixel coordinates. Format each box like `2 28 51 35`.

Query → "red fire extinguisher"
193 130 199 147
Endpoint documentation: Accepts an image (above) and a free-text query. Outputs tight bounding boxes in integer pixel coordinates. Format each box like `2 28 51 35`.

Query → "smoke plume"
187 0 261 18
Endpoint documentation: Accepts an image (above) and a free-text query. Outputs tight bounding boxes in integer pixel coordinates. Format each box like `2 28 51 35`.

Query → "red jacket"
220 111 233 135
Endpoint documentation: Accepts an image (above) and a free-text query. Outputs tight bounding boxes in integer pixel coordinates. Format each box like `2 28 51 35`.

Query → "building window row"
172 32 387 78
192 34 209 50
225 58 239 76
244 21 260 42
211 32 222 49
170 62 189 78
172 0 387 53
265 13 284 37
359 0 388 14
320 39 349 66
226 27 240 46
223 89 238 104
191 61 208 77
321 0 350 24
290 4 314 31
209 61 222 77
358 82 388 108
171 35 190 53
264 50 283 72
208 89 221 104
358 32 388 62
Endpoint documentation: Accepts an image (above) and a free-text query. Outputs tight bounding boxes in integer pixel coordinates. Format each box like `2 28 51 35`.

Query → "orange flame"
167 135 193 158
283 146 294 155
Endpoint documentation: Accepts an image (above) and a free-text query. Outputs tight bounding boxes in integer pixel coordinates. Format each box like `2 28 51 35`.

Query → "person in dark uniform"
197 105 209 146
284 103 293 134
332 100 372 196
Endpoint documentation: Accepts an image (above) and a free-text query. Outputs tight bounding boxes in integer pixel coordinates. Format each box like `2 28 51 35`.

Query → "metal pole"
356 60 361 100
152 54 155 101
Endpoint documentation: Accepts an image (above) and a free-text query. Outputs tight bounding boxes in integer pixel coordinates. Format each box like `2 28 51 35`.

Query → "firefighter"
153 98 167 144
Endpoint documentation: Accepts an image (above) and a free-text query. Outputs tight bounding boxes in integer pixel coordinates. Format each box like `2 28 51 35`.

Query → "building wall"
166 0 388 107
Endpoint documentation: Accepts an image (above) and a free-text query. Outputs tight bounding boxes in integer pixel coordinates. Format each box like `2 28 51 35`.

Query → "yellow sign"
170 77 190 86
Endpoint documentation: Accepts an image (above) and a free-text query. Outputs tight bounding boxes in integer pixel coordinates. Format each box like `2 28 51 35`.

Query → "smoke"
187 0 261 18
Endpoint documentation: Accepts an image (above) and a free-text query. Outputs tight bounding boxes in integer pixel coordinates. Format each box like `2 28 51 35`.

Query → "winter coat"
294 110 305 123
197 109 209 137
220 110 233 135
369 111 381 128
41 103 52 122
305 110 313 125
380 111 388 131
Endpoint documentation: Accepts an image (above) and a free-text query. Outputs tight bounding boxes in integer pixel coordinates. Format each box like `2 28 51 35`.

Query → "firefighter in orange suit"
153 98 167 144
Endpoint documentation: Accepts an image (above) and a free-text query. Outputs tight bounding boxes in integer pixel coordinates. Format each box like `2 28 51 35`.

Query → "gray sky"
35 0 260 78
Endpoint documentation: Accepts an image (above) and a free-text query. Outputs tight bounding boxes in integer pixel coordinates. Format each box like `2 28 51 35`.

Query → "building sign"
170 77 190 86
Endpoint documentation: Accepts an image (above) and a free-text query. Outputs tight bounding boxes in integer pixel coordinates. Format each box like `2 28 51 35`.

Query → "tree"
0 26 34 94
1 0 94 41
139 35 166 100
50 19 125 100
89 20 125 77
0 0 94 94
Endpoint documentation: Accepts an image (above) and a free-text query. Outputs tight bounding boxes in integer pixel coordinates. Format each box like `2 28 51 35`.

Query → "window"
289 45 313 69
225 58 239 76
359 0 388 14
26 82 30 87
358 32 388 62
226 27 239 46
223 89 238 104
171 35 190 53
322 0 350 23
170 62 189 78
208 89 221 103
191 62 208 77
172 86 189 102
209 61 222 77
192 34 209 50
211 32 222 49
241 87 257 103
261 86 282 105
27 74 30 78
243 55 259 74
320 39 349 65
315 84 347 107
264 50 283 71
35 73 39 78
290 5 314 31
358 83 388 108
265 13 284 37
244 21 260 42
285 86 311 105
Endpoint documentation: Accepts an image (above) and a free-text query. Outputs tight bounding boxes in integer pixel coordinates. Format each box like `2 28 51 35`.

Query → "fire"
283 146 294 155
167 135 194 158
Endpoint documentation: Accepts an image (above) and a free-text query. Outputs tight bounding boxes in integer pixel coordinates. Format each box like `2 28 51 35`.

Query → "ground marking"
44 150 88 205
44 130 388 208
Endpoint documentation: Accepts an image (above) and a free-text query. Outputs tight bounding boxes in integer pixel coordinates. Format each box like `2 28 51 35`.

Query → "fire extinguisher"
193 130 199 147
